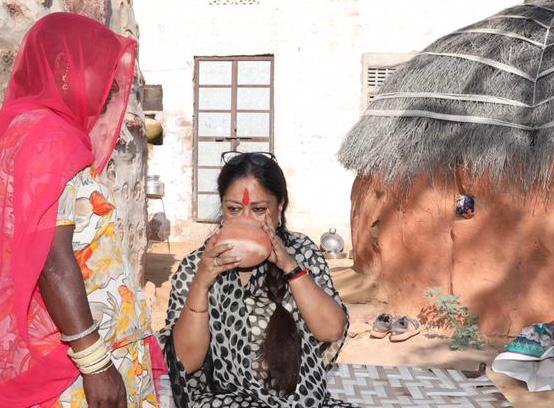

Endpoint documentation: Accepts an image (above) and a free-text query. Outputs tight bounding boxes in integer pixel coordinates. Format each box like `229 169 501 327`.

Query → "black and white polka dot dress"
158 231 356 408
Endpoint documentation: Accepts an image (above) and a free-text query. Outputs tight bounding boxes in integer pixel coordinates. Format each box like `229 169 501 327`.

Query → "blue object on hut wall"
456 194 475 219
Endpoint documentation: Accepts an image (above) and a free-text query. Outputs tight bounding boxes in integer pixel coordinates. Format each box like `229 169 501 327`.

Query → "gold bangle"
74 347 109 368
79 350 111 368
68 337 112 374
70 343 107 362
80 354 113 375
68 337 105 359
86 360 114 376
186 300 208 313
81 357 113 375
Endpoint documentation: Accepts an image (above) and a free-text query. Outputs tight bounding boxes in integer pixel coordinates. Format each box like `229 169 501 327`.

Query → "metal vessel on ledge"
146 175 164 198
320 228 346 259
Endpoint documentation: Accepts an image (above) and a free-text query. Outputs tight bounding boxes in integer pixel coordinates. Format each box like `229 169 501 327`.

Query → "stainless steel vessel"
320 228 346 258
146 175 164 197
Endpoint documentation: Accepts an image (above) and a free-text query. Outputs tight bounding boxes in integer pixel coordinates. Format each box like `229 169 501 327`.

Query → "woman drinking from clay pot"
159 152 352 407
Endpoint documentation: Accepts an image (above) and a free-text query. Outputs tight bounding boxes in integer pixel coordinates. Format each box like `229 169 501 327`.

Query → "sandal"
370 313 393 338
389 316 420 342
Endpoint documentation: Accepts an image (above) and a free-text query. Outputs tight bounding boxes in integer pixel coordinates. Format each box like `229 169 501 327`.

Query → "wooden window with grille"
193 55 274 222
361 52 415 112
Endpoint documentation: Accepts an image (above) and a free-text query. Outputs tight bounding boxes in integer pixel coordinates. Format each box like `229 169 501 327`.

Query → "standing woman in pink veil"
0 13 160 407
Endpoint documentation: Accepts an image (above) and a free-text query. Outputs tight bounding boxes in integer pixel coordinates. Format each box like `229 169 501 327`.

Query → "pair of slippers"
369 313 421 342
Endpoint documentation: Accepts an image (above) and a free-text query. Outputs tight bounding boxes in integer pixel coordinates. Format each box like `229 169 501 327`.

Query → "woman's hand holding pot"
194 230 242 290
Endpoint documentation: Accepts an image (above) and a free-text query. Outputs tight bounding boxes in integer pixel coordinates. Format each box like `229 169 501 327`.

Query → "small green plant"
420 287 484 351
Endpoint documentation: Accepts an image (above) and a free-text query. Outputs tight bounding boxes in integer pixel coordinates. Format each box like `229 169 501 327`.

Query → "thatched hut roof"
339 0 554 191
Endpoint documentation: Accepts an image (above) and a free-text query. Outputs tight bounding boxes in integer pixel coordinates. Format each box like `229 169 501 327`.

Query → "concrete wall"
134 0 518 248
0 0 148 281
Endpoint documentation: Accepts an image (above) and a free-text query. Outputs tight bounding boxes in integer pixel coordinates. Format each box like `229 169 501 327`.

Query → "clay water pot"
217 216 272 268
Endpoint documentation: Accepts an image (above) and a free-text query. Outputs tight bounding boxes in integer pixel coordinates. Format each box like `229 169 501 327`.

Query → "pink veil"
0 13 136 407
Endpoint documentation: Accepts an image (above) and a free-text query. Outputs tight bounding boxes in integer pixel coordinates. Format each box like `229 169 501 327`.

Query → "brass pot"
145 117 163 142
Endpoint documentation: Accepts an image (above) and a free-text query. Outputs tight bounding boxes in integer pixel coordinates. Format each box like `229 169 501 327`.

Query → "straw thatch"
339 0 554 192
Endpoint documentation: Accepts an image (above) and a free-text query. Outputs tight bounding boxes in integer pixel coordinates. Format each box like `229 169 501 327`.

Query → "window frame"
193 55 275 223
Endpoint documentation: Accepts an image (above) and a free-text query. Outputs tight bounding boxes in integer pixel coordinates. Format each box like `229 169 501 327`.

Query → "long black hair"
217 152 302 394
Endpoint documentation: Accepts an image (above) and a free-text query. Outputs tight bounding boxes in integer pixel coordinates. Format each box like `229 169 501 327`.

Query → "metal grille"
367 67 396 104
367 67 396 87
361 53 415 111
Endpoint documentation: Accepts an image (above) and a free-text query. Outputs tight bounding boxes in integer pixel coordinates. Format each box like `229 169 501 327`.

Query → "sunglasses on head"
220 151 277 165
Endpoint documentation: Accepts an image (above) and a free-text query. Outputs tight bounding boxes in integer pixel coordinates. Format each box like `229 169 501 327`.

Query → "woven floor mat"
327 364 512 407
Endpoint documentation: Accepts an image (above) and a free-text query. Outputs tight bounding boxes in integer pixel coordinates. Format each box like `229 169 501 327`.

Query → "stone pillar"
0 0 148 283
101 0 148 283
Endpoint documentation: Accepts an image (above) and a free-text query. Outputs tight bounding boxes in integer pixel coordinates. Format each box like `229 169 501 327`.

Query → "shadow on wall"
144 251 177 287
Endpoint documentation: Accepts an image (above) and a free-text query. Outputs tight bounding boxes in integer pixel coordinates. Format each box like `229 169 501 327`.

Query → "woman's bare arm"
39 225 127 408
173 236 240 373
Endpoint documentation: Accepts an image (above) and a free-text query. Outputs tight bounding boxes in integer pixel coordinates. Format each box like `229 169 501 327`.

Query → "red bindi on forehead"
241 188 250 206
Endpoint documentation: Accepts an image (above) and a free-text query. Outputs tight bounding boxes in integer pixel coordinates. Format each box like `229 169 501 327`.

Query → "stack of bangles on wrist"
284 266 309 282
63 321 113 375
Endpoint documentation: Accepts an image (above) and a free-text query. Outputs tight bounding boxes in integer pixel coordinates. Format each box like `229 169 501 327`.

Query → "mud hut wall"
352 174 554 336
450 186 554 336
351 176 454 310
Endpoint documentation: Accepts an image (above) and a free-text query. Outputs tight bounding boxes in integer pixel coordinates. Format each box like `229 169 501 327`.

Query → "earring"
277 216 282 228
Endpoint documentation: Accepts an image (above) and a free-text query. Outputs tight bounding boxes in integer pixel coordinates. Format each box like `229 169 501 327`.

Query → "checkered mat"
327 364 512 407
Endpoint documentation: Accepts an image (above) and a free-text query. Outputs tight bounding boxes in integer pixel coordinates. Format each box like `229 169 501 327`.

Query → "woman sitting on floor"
159 152 354 407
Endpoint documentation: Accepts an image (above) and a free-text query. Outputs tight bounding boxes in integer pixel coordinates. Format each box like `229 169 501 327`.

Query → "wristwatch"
284 265 308 282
